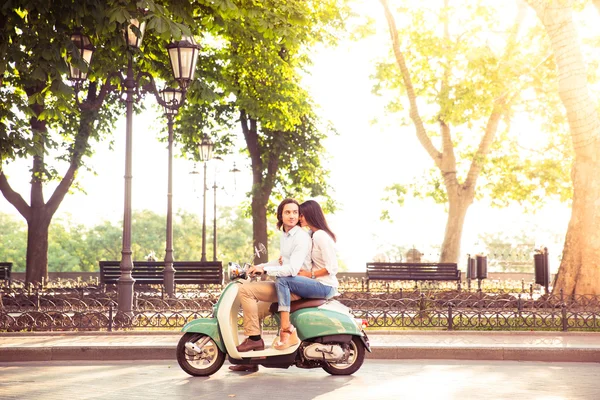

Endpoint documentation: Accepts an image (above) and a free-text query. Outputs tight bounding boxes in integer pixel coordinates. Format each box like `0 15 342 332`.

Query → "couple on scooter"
229 198 339 372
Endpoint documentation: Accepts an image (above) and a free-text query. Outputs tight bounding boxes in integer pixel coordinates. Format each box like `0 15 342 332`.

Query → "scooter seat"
269 298 327 314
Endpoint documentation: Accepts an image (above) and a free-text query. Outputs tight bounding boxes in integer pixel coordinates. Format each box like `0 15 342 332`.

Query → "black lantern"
160 88 183 115
67 30 95 83
125 18 146 49
166 36 200 89
198 136 214 162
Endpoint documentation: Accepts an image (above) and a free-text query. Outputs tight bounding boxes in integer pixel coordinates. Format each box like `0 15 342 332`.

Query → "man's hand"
247 265 264 276
297 270 311 278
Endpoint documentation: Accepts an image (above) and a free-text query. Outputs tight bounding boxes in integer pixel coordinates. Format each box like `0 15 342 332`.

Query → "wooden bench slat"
366 261 460 289
99 261 223 287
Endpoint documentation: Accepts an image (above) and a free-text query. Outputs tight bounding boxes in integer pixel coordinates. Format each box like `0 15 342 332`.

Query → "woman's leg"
281 275 336 300
275 277 292 313
274 277 300 350
280 311 290 333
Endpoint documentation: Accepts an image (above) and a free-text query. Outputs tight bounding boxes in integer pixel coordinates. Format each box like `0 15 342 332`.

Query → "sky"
0 1 575 273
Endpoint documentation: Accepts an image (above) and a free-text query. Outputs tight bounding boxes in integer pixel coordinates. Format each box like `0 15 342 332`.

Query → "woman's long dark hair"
299 200 336 242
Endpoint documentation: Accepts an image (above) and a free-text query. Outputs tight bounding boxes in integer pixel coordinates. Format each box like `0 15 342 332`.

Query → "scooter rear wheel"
177 333 225 377
321 336 365 376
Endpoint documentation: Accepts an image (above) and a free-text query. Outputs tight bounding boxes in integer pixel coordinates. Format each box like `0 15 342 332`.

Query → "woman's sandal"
274 324 300 350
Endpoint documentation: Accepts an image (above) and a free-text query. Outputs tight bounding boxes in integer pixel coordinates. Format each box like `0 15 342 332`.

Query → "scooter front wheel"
321 336 366 376
177 333 225 377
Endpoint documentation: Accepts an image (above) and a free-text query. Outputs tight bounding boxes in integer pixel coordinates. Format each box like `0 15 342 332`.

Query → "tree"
526 0 600 295
0 1 194 283
175 0 347 262
376 0 563 263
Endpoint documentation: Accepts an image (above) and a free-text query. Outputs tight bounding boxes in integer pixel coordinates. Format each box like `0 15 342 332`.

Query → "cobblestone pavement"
0 359 599 400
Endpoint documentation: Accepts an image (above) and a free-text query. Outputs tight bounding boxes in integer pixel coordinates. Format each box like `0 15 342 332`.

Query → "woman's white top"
311 229 339 289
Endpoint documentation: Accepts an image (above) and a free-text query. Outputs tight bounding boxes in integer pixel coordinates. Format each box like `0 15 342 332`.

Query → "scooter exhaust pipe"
303 343 346 362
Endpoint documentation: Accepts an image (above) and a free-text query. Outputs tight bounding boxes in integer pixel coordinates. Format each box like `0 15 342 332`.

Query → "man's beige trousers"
239 281 300 336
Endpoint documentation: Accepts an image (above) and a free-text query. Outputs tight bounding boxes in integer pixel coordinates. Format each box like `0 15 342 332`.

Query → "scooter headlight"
228 262 247 280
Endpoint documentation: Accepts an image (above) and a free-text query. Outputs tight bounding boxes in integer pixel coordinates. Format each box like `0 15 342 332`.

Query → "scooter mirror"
255 243 266 259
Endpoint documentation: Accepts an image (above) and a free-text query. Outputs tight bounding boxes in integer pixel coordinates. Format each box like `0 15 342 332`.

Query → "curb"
3 345 599 363
367 346 600 362
0 346 175 362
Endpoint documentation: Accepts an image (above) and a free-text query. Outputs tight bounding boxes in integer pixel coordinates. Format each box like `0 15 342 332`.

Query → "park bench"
0 262 12 286
99 261 223 290
366 262 461 290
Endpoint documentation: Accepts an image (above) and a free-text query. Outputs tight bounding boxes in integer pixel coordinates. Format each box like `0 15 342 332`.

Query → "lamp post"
66 22 199 313
159 88 184 297
212 172 218 262
198 137 214 262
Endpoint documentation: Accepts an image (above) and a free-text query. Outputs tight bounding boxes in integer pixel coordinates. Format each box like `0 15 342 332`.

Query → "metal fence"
2 281 600 332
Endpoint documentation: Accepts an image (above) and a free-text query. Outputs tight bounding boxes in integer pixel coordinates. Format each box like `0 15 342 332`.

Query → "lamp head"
125 17 146 49
66 29 95 83
166 35 200 89
159 87 184 116
198 136 214 162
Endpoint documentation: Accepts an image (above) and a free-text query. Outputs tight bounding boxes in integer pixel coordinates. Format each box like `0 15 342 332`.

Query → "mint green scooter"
177 262 371 377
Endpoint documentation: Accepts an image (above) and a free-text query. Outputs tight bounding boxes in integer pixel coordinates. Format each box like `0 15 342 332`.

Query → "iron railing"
2 281 600 332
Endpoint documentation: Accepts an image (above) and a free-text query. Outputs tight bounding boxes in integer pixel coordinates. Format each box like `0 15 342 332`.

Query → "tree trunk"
25 209 51 284
528 0 600 295
251 195 269 264
440 191 472 263
240 111 279 264
553 156 600 295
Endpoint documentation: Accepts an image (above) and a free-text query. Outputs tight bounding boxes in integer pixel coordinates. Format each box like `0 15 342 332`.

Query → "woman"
274 200 339 350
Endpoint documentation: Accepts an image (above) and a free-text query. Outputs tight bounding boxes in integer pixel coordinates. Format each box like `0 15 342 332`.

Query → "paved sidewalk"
2 330 600 363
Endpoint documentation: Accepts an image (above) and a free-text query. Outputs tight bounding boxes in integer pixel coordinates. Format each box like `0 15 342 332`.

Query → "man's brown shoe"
236 338 265 352
229 364 259 372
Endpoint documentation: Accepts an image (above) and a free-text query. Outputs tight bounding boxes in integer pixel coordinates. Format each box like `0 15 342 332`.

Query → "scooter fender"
292 308 362 340
181 318 226 353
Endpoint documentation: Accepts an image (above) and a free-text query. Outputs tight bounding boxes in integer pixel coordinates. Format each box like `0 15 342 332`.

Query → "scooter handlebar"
227 262 263 280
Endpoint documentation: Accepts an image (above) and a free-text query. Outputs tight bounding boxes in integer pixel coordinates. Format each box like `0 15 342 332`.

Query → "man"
229 198 312 372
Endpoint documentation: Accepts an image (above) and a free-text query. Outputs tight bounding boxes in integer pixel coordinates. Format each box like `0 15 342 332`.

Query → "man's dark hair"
277 198 300 230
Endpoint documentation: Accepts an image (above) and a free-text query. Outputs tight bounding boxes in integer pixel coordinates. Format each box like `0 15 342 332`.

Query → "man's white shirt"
261 225 312 277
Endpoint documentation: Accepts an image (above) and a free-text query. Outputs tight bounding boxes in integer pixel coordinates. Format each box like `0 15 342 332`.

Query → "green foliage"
170 0 349 255
48 216 89 272
379 183 407 221
0 213 27 271
477 129 573 209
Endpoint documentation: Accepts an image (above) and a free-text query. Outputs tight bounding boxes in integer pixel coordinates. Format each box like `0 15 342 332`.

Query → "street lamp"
198 136 214 262
212 169 218 262
66 22 199 313
211 158 223 262
230 162 241 191
66 30 95 84
159 87 184 297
